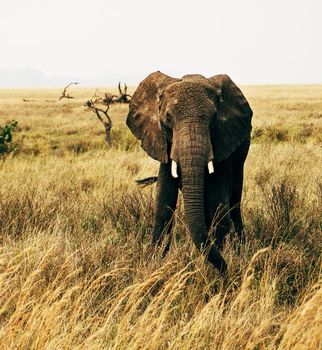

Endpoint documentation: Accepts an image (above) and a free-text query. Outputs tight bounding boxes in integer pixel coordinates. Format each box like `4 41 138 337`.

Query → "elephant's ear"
208 74 253 162
126 71 179 163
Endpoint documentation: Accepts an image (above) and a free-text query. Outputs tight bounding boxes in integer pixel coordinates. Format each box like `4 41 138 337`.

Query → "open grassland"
0 85 321 349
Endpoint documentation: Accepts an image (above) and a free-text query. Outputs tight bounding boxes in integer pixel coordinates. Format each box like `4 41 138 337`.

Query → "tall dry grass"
0 86 321 349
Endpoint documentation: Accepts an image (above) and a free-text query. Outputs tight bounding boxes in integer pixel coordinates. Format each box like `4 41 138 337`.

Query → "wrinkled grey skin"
127 72 252 274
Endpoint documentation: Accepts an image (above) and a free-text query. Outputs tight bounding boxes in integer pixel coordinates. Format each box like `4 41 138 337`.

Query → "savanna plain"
0 85 321 349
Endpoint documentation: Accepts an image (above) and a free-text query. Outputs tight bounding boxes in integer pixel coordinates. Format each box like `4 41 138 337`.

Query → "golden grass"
0 86 321 349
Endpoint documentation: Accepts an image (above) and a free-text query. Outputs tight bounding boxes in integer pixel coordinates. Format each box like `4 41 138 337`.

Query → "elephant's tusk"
208 160 214 174
171 160 178 178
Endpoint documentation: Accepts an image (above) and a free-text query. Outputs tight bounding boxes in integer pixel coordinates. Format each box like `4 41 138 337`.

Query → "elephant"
126 71 253 274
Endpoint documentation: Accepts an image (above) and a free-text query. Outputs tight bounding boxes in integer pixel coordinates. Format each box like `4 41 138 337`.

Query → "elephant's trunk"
175 122 227 273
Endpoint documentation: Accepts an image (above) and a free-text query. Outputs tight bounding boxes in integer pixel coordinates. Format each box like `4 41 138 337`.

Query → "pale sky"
0 0 321 85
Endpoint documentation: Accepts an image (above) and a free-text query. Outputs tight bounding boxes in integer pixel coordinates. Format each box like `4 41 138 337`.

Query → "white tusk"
171 160 178 178
208 160 214 174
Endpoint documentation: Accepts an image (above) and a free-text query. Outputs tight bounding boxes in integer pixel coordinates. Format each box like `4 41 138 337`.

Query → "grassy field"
0 85 321 349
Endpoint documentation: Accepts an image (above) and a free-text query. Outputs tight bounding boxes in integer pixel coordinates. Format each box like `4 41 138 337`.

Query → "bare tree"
90 83 131 105
84 99 113 145
103 92 118 105
58 82 79 100
114 82 132 103
90 89 117 105
90 89 103 104
84 82 131 144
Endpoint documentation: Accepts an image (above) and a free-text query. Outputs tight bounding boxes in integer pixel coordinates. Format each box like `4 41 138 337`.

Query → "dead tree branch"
103 92 118 105
22 98 36 102
90 89 117 105
23 98 56 102
114 82 132 103
58 82 79 100
84 99 113 145
90 83 131 105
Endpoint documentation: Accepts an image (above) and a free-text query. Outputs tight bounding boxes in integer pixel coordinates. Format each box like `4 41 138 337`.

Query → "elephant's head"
127 71 252 272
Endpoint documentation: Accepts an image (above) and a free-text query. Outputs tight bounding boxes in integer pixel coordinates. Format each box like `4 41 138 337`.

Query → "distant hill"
0 67 144 88
0 68 50 87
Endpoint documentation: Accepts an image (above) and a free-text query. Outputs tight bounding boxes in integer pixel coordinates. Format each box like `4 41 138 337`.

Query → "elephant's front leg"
230 140 250 243
205 159 233 250
152 162 179 252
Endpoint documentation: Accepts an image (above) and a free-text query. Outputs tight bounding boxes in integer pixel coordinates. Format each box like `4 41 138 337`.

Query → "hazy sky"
1 0 321 84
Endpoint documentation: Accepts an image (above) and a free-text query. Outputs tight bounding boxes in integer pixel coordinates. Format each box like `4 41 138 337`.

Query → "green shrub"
0 120 18 155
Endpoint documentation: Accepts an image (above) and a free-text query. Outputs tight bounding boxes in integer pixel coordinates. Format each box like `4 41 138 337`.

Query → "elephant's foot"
206 245 228 275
